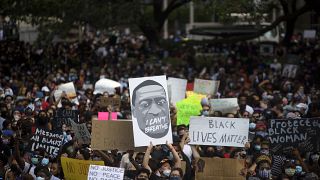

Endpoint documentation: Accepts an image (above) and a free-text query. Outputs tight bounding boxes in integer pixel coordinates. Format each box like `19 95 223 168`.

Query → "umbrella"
93 78 121 95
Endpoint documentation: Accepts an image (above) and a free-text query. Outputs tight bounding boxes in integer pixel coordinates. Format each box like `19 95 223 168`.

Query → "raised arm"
142 142 153 173
167 141 181 168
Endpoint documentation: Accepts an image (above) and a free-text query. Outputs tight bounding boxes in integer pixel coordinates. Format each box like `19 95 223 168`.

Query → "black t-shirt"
149 173 167 180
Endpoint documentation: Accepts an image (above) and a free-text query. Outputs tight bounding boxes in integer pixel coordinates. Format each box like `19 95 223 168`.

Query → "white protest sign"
55 82 79 107
88 165 124 180
194 79 220 95
282 64 298 78
168 77 187 105
59 82 77 99
189 117 249 147
303 30 316 39
129 75 172 147
71 121 91 145
210 98 239 115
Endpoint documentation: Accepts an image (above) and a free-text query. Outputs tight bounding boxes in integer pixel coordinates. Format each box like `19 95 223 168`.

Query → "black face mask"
206 151 215 157
1 111 8 118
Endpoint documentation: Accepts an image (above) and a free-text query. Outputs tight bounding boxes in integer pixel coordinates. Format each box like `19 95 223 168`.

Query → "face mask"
206 151 215 157
311 154 319 162
36 177 45 180
2 139 9 144
258 169 271 179
256 131 268 138
295 166 302 174
249 123 256 130
260 149 269 155
14 115 21 121
172 131 178 136
163 169 171 177
254 145 261 151
31 157 39 165
285 168 296 177
170 177 181 180
41 158 49 166
202 110 209 116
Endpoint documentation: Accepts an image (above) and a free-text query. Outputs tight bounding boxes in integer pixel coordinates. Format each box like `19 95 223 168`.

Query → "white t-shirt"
183 144 193 163
23 162 36 179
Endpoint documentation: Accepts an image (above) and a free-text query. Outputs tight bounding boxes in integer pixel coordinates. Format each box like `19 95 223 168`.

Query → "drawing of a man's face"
132 80 170 138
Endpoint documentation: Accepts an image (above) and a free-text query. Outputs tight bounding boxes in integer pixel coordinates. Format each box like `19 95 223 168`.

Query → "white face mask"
36 177 45 180
163 169 171 177
14 115 21 121
311 154 320 162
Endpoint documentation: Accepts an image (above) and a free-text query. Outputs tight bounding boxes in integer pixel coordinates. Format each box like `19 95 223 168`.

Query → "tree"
0 0 318 45
196 0 319 45
0 0 192 45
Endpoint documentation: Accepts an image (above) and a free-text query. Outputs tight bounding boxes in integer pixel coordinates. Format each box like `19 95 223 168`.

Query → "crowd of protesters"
0 30 320 180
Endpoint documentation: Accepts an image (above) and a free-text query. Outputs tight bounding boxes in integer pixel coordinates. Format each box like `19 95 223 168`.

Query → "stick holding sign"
129 75 172 147
189 117 249 147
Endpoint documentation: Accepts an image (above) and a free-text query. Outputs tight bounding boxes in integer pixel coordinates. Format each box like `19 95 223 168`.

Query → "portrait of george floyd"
129 75 172 147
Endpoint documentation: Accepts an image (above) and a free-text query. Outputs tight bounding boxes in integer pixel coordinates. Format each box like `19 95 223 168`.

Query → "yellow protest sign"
176 92 203 125
60 157 104 180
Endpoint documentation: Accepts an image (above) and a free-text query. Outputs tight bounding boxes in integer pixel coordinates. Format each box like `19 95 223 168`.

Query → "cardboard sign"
189 117 249 147
60 157 104 180
98 112 118 120
88 165 124 180
28 128 63 157
303 30 316 39
194 79 220 95
70 121 91 144
176 92 204 125
282 64 298 78
129 75 172 147
91 119 144 151
100 97 121 109
196 158 245 180
268 118 320 154
209 98 238 115
53 108 79 129
167 77 187 105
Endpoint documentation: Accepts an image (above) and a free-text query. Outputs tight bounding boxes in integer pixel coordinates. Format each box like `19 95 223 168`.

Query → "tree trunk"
139 24 160 47
283 17 297 46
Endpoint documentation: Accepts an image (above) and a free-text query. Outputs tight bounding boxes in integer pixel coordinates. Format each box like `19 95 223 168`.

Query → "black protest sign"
99 97 121 109
53 108 79 128
268 118 320 154
28 128 64 157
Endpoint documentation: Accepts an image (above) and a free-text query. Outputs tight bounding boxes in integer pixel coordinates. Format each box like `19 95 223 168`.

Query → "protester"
0 30 320 180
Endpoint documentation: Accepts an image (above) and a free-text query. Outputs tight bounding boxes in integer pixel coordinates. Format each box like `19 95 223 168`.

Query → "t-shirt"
183 145 193 163
120 153 135 170
22 162 36 179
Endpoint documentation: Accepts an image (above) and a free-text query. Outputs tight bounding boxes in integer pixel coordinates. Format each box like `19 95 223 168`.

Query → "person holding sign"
143 141 181 180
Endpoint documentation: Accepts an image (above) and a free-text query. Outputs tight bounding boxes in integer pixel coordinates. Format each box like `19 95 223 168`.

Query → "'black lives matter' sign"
268 118 320 154
28 128 64 157
189 116 249 147
53 108 79 129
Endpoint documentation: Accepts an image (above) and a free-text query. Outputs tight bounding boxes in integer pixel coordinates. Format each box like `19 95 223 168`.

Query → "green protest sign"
176 92 203 125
